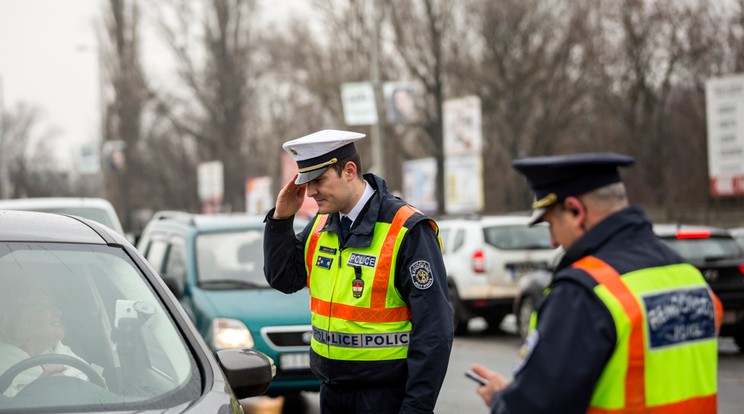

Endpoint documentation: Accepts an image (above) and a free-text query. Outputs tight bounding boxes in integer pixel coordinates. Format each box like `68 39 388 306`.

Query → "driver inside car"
0 279 93 397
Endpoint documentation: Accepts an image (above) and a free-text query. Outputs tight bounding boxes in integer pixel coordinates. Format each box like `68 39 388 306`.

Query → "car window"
452 229 466 253
143 238 169 273
164 238 188 291
0 243 201 410
196 229 269 287
660 236 743 261
439 228 450 253
483 225 552 250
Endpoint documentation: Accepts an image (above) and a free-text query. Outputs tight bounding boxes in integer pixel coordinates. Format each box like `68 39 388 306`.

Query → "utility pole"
369 0 386 177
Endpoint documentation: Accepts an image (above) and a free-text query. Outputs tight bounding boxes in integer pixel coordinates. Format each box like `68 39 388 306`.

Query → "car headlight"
211 318 254 349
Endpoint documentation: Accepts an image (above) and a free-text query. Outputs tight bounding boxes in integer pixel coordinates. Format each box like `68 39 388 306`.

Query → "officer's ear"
343 161 357 180
563 197 584 219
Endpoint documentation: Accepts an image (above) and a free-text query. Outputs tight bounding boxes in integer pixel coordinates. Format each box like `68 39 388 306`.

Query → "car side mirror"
216 348 275 399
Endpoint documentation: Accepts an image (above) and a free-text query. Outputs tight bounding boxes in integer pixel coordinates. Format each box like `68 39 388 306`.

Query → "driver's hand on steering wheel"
40 365 66 377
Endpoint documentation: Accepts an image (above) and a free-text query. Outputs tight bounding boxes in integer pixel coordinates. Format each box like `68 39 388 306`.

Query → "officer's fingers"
296 183 307 199
279 174 299 192
470 363 496 381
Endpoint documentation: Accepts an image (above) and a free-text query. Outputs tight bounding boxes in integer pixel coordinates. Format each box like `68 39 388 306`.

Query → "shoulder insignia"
410 260 434 290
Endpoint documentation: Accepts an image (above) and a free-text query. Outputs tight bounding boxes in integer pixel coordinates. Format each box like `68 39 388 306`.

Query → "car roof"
438 214 536 226
149 211 270 231
0 197 124 234
652 223 731 237
0 197 115 209
0 210 109 244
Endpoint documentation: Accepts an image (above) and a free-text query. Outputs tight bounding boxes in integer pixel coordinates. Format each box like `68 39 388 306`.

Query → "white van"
437 215 561 334
0 197 125 236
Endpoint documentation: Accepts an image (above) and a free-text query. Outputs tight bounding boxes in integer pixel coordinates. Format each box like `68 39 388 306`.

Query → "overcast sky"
0 0 100 167
0 0 305 168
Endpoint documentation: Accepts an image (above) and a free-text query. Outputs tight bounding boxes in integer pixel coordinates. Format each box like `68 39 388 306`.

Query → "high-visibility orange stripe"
306 215 329 288
587 393 717 414
371 206 416 309
310 297 412 322
573 256 645 410
712 289 723 333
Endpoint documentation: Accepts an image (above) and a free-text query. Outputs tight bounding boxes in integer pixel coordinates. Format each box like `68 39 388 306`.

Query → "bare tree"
384 0 455 214
100 0 151 229
0 103 61 197
156 0 261 212
454 0 595 211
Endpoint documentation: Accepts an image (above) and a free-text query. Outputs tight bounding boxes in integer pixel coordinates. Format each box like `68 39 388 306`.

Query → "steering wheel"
0 354 106 394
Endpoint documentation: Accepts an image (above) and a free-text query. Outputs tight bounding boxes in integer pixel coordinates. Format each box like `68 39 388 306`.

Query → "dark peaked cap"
511 152 635 225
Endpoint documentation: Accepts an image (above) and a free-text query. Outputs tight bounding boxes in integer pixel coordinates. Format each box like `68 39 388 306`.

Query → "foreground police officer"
471 153 722 413
264 130 453 414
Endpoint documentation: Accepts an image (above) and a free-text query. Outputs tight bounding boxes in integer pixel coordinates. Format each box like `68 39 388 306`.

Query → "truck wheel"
517 296 535 339
734 330 744 353
449 284 469 336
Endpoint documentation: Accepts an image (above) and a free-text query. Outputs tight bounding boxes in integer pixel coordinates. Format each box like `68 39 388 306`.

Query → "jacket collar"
555 205 652 272
323 173 390 248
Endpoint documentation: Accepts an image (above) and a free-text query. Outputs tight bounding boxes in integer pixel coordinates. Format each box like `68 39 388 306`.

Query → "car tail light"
675 230 710 239
738 264 744 275
472 250 486 273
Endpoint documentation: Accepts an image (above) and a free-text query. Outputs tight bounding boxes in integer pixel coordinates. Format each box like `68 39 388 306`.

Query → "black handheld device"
465 369 488 386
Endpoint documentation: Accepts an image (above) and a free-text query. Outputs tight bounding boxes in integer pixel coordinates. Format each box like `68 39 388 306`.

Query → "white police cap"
283 129 366 184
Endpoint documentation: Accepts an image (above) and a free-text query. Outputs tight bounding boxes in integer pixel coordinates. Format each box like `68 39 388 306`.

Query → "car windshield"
0 243 200 411
196 229 270 288
483 225 553 250
660 236 744 261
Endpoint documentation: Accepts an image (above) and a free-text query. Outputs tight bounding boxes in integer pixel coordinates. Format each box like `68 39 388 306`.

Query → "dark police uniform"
264 173 453 414
493 153 721 413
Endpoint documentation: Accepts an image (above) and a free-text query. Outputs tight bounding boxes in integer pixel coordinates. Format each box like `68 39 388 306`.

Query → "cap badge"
289 147 297 155
532 193 558 209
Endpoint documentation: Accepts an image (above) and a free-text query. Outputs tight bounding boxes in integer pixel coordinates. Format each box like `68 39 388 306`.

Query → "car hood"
198 287 311 328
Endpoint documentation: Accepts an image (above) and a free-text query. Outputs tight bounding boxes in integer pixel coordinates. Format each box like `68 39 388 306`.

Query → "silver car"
0 210 274 413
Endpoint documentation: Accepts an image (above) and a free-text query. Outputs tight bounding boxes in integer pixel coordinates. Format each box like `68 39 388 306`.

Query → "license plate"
280 352 311 370
508 262 547 280
723 310 737 325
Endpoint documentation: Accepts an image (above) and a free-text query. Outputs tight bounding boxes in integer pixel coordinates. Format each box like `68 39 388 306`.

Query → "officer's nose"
306 182 318 197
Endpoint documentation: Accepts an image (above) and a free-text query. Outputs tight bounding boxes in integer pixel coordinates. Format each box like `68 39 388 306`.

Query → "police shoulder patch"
513 329 540 374
409 260 434 290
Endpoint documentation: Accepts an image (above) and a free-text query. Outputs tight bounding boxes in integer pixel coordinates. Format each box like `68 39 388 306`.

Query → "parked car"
136 211 321 397
437 215 560 335
0 210 274 412
729 227 744 250
514 224 744 351
0 197 125 237
655 224 744 350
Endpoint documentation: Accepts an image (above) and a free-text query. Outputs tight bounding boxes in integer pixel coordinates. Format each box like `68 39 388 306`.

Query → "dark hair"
330 152 363 179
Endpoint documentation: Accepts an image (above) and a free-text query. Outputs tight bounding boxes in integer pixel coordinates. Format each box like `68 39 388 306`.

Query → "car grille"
261 325 313 351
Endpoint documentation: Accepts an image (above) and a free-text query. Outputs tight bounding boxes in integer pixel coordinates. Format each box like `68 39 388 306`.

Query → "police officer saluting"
264 130 453 414
471 153 723 413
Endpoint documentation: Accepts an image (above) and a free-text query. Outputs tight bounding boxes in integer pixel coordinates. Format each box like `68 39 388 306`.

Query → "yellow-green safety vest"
530 256 722 413
303 205 418 362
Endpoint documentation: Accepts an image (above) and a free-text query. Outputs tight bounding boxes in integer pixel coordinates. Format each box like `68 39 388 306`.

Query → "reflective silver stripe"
312 326 410 348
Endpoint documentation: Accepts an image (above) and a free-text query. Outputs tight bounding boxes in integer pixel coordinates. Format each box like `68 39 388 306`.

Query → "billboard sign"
706 74 744 197
443 96 482 156
341 82 378 126
402 157 437 213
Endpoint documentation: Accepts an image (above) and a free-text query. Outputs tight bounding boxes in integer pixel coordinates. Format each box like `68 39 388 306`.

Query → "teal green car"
136 212 320 397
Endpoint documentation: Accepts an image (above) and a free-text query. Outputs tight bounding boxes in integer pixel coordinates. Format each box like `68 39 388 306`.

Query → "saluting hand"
273 174 307 219
471 363 509 407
